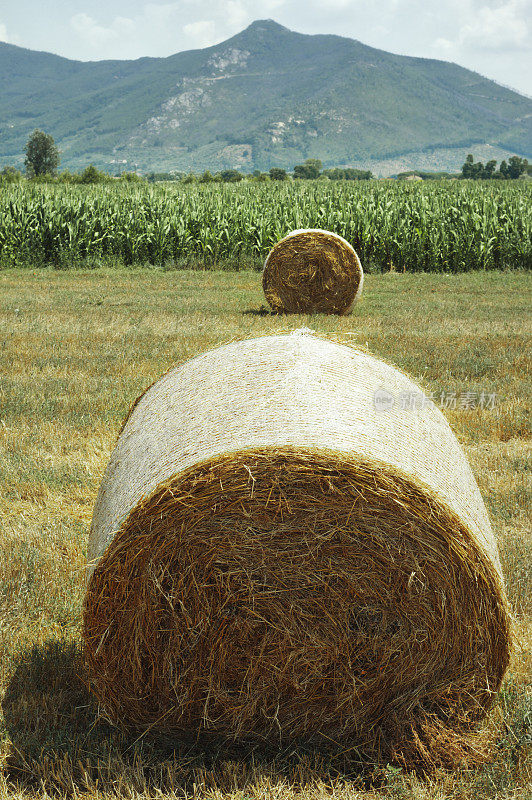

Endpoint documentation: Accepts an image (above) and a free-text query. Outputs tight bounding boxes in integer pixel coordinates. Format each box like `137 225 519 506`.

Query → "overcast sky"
1 0 530 96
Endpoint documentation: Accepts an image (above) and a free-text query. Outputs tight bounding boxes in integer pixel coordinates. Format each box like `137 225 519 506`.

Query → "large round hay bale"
262 229 363 315
84 331 509 765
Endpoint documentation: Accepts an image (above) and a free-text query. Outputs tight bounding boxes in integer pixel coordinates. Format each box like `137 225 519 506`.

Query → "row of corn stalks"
0 180 530 271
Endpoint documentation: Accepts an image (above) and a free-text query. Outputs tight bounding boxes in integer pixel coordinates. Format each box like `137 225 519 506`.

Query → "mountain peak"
244 20 289 33
224 19 292 51
230 19 292 43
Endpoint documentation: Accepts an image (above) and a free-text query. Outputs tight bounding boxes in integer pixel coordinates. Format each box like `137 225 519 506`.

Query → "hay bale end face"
84 333 510 764
262 229 363 315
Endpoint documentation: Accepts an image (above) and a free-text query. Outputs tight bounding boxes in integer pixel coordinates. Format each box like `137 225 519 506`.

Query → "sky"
1 0 531 96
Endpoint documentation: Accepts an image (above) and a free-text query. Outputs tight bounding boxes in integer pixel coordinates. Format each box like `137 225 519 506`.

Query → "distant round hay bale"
84 331 509 765
262 229 363 315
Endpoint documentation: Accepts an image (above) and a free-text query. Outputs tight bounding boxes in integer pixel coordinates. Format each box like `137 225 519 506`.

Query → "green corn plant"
0 180 530 271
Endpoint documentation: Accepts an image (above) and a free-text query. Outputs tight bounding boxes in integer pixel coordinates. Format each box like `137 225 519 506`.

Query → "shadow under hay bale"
262 229 363 315
83 331 510 768
1 640 103 788
1 641 376 794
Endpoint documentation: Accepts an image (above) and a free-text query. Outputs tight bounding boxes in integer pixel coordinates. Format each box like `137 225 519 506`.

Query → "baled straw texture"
84 331 510 765
262 229 363 315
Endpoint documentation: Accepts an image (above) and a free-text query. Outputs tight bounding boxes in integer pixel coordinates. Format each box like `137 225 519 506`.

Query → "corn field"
0 180 530 271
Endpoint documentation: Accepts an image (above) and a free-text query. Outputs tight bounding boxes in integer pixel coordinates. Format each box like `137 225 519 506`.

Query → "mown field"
0 269 530 800
1 180 531 272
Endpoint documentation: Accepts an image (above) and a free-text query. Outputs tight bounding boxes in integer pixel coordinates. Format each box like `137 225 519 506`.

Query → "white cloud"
0 21 20 45
68 3 234 57
71 13 120 47
183 20 218 48
70 8 178 54
433 37 455 53
143 3 182 26
315 0 353 9
225 1 250 28
114 17 137 37
459 1 529 50
433 0 530 63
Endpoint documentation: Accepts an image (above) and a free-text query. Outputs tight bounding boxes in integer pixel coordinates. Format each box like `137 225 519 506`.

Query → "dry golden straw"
84 331 510 766
262 229 363 315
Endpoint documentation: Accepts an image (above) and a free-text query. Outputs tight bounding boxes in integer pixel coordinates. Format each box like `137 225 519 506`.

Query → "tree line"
0 134 374 184
460 153 529 180
173 160 373 183
1 130 530 184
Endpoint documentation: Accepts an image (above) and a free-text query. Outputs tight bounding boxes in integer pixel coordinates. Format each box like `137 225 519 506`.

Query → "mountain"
1 20 531 175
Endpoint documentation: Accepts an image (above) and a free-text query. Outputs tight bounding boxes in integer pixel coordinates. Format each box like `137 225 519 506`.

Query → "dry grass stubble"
0 269 530 799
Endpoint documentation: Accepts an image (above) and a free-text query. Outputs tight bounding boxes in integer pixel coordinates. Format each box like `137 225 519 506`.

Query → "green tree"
0 165 23 183
120 171 144 182
80 164 104 184
57 170 80 184
199 170 214 183
461 154 473 178
220 169 243 182
483 159 497 178
293 158 322 179
146 171 178 182
461 154 481 179
507 155 528 179
24 129 60 177
269 167 288 180
461 154 488 179
305 158 322 177
459 154 528 180
323 167 372 180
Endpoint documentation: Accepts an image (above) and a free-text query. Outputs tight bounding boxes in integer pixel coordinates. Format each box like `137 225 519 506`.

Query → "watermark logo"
373 388 395 413
373 388 498 413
